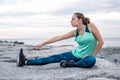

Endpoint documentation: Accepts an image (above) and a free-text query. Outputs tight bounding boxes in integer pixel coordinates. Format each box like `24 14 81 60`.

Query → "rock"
87 77 116 80
114 59 118 63
0 58 119 80
14 41 24 45
0 43 120 80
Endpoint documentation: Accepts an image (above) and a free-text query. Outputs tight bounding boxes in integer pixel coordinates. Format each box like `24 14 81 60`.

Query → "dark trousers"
26 52 96 68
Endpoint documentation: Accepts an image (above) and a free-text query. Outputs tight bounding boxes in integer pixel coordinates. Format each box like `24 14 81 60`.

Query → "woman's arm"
35 30 76 49
89 23 104 56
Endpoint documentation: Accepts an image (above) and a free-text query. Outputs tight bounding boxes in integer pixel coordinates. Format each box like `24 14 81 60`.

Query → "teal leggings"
26 52 96 68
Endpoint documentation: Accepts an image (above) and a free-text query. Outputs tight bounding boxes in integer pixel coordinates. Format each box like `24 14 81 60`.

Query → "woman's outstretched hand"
33 43 44 50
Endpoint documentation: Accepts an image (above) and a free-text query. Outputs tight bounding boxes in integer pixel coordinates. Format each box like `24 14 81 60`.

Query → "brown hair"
74 13 90 25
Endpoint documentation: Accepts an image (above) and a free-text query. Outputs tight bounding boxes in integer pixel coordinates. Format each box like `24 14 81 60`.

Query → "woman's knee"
80 56 96 68
85 56 96 67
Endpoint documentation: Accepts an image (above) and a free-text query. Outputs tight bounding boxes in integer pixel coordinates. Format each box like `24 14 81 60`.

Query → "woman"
17 12 104 68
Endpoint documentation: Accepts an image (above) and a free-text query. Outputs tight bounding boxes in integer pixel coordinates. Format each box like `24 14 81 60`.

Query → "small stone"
114 59 118 62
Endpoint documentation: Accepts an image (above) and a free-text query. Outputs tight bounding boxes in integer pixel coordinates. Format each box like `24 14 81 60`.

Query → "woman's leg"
26 52 77 65
73 56 96 68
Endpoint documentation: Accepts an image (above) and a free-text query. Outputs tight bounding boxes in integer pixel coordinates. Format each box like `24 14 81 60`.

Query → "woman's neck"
77 24 84 31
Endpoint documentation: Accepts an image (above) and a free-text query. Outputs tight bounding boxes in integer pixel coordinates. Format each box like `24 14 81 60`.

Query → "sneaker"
60 60 67 68
60 60 74 68
16 48 25 67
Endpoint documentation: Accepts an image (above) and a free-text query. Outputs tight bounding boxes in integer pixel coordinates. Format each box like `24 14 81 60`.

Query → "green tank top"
72 25 97 58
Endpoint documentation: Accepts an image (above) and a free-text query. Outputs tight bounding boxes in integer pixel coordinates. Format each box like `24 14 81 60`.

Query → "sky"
0 0 120 39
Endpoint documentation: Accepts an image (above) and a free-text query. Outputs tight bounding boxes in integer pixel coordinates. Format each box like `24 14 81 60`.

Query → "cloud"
0 0 119 18
87 12 120 21
52 0 120 15
0 0 80 27
0 0 31 5
0 0 81 16
0 14 71 27
0 0 119 16
0 0 120 38
0 26 73 38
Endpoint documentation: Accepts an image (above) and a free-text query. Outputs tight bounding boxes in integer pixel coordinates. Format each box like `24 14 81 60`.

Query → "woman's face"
71 15 81 27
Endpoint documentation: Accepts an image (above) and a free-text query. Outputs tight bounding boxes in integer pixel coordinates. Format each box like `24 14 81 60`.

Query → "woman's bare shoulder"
88 23 96 28
88 23 97 32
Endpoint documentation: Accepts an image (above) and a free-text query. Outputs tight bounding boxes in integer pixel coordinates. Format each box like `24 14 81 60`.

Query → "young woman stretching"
17 12 104 68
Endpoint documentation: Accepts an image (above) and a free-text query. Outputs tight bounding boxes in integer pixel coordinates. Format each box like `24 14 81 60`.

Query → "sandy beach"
0 40 120 80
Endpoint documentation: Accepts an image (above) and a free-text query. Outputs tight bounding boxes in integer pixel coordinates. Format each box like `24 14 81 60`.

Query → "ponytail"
85 17 90 24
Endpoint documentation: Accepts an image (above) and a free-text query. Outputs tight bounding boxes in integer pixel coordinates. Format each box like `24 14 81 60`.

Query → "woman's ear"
78 18 82 24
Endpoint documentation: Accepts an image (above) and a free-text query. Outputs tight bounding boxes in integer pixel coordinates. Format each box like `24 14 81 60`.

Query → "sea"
1 37 120 48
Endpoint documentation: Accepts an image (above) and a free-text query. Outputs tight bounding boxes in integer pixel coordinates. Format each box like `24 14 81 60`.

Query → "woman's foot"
16 48 25 67
60 60 75 68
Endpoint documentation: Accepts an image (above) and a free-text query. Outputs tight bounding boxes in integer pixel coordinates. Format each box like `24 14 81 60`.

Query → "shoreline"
1 37 120 48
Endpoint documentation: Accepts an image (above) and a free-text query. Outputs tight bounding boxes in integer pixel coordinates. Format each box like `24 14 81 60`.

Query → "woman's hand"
33 43 44 50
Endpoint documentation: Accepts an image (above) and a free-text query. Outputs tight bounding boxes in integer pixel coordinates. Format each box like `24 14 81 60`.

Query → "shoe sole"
16 48 24 67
